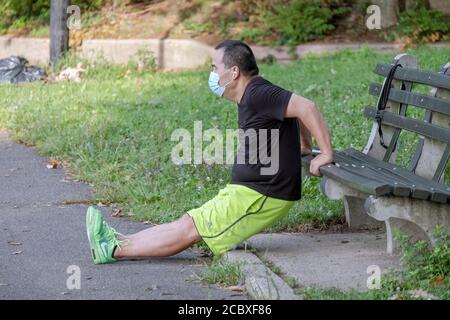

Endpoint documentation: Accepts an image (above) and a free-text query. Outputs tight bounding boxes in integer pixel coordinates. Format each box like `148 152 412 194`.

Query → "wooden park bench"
302 53 450 254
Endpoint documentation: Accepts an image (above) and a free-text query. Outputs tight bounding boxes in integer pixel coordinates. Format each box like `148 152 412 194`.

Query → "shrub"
394 225 450 286
259 0 351 47
399 8 450 43
128 47 157 72
237 0 351 48
0 0 105 32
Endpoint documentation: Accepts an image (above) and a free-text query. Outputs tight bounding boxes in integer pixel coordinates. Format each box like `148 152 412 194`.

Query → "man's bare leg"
114 213 201 258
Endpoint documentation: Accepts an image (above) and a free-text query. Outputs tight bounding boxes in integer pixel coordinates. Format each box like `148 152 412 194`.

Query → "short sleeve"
248 83 293 121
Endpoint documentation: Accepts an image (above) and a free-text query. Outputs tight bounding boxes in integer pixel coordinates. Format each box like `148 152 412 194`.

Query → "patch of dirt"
5 1 391 49
72 1 391 46
69 0 210 48
276 222 384 234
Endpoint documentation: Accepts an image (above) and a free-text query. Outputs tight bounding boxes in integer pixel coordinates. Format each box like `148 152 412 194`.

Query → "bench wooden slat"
369 83 450 116
343 148 450 203
364 107 450 144
333 152 430 200
334 154 410 196
344 148 449 191
375 64 450 90
301 155 392 197
335 151 432 200
337 163 411 197
335 152 431 199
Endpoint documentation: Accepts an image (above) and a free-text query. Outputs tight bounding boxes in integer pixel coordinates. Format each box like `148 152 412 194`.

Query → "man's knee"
178 213 201 243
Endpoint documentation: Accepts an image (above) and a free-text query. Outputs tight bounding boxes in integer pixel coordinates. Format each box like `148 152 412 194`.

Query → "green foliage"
237 28 270 46
128 48 157 72
0 0 50 20
236 0 351 47
200 259 243 286
183 20 214 35
399 8 450 41
379 226 450 299
284 276 299 288
394 225 450 286
218 15 236 37
0 0 105 33
260 0 351 46
257 254 282 275
0 0 104 19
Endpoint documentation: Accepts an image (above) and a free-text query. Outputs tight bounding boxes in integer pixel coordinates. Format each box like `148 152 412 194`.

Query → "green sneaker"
86 206 124 265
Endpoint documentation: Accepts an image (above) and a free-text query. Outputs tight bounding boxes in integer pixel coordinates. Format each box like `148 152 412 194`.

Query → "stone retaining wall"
0 37 448 69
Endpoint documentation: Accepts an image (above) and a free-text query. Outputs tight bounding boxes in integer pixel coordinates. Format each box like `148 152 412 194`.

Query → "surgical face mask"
208 69 233 97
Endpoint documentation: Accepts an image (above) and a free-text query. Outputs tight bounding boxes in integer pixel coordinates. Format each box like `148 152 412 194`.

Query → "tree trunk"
401 0 430 10
372 0 400 28
50 0 69 67
429 0 450 14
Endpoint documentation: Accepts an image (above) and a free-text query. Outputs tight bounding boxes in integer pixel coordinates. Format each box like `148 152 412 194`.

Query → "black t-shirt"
231 76 301 201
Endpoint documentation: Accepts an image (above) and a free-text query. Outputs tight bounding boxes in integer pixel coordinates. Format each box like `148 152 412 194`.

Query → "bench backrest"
362 54 450 184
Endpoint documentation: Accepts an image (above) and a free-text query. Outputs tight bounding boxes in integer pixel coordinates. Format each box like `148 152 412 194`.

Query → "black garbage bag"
0 56 46 84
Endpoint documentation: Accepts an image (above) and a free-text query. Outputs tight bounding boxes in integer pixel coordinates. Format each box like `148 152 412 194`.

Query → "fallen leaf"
7 241 22 246
225 285 244 292
16 140 35 147
434 275 445 286
145 285 159 292
111 208 124 217
46 159 61 169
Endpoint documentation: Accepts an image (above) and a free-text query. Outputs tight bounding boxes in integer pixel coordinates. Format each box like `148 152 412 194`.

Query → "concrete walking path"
0 131 244 300
247 230 401 293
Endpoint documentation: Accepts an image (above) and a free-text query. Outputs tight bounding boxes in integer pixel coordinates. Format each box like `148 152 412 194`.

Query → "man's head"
209 40 259 99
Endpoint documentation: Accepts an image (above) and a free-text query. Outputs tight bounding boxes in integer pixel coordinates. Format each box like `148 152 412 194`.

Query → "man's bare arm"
285 94 333 176
297 118 312 155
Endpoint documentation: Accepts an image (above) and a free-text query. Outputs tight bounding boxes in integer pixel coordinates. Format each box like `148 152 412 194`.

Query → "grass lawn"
0 45 449 231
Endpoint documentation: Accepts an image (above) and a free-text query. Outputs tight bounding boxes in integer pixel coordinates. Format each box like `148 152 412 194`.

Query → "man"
86 40 333 264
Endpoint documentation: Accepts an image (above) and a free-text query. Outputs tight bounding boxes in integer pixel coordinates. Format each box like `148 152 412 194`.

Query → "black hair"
215 40 259 77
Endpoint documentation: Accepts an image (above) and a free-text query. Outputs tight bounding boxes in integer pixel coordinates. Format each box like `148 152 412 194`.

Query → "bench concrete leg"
343 196 384 228
365 196 450 254
320 177 384 229
384 217 430 254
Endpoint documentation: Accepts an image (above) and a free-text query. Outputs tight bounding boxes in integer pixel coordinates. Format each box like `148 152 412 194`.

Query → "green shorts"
187 184 295 256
